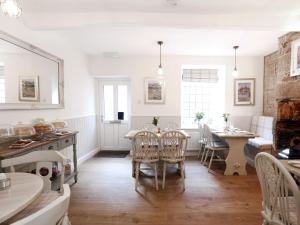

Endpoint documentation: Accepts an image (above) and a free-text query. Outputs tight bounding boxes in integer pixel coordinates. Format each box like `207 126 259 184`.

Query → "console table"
0 132 78 188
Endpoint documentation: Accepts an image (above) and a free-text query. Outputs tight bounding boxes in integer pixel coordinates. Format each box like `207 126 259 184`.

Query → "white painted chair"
2 151 67 192
160 131 187 190
132 131 160 191
255 152 300 225
203 124 229 173
3 184 71 225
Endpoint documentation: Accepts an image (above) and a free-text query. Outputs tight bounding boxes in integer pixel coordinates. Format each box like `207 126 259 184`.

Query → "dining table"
212 129 257 176
0 172 44 223
280 160 300 177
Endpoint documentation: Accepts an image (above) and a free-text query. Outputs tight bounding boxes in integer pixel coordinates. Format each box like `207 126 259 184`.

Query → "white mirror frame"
0 31 64 110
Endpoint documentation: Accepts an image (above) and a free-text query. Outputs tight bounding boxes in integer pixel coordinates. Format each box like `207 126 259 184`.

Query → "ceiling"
18 0 300 56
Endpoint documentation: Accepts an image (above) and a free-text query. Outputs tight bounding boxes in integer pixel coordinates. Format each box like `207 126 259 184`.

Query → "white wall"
90 54 264 150
89 55 264 119
0 15 98 159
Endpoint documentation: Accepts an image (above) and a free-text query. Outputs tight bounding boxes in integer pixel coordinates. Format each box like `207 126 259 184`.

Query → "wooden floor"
69 155 263 225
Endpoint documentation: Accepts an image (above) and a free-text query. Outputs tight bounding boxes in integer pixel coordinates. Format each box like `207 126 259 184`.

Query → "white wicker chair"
255 152 300 225
202 124 228 173
160 131 187 190
2 150 67 192
132 131 160 191
3 184 71 225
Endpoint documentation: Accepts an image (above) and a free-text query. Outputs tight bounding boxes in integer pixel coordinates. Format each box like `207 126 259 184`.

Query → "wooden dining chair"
2 150 67 192
160 131 187 190
255 152 300 225
3 184 71 225
202 124 229 173
132 131 160 191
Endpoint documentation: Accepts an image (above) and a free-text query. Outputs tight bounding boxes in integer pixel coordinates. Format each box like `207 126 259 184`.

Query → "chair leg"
132 161 136 177
162 161 167 190
208 150 215 172
180 161 185 190
154 163 159 191
203 148 210 165
135 162 140 191
200 147 207 164
197 144 202 159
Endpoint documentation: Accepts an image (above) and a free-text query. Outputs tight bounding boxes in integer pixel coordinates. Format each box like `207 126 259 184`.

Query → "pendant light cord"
159 43 162 67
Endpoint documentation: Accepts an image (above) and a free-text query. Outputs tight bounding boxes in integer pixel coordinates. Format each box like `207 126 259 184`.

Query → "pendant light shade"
0 0 22 18
157 41 164 77
232 45 239 77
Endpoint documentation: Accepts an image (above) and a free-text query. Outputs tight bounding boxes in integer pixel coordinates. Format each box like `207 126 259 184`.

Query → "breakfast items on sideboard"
0 124 15 137
13 123 36 138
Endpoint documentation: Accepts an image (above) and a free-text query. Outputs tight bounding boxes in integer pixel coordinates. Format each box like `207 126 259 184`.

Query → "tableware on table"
0 173 10 191
0 124 15 138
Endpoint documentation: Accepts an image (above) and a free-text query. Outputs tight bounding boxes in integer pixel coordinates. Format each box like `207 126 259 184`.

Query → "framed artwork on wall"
144 77 165 104
290 38 300 77
234 78 255 106
19 76 40 102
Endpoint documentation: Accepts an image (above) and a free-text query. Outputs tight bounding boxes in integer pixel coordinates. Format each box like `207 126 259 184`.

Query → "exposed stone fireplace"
276 98 300 158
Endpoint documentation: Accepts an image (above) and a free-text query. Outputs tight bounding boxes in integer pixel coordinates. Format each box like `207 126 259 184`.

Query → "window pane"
103 85 114 121
117 85 128 120
181 68 225 128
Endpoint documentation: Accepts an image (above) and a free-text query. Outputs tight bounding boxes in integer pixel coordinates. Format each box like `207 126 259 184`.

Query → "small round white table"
0 173 44 223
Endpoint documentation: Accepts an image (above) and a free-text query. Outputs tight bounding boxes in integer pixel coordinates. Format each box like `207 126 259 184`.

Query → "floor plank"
69 156 262 225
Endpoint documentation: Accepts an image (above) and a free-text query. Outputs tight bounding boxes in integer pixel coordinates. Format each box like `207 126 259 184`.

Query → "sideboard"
0 131 78 189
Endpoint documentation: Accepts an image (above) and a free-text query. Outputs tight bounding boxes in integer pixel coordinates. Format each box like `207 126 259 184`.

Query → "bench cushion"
248 137 273 150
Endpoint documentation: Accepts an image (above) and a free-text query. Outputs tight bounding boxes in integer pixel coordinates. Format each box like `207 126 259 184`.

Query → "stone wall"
263 32 300 118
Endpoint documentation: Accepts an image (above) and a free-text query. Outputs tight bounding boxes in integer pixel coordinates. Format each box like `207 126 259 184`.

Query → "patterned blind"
182 69 219 83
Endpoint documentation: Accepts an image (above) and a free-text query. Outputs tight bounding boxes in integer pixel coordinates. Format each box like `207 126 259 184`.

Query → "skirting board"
78 147 101 166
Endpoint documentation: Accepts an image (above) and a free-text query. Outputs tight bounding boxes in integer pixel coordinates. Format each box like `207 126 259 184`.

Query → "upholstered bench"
244 116 274 167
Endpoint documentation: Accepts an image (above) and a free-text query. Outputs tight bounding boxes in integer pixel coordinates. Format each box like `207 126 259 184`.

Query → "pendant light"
232 45 239 77
0 0 22 18
157 41 164 77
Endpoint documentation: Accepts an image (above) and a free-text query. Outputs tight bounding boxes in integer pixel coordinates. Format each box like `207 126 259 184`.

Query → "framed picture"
234 78 255 106
290 38 300 77
19 76 39 102
144 77 165 104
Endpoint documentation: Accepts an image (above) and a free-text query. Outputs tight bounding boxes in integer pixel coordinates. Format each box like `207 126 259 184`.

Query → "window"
0 65 5 103
102 83 129 121
181 66 225 128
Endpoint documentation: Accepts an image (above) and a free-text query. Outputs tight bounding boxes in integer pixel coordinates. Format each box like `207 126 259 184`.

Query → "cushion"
248 137 273 150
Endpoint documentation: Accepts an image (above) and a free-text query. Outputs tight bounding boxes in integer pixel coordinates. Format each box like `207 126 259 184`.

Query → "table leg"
224 138 248 176
73 143 78 183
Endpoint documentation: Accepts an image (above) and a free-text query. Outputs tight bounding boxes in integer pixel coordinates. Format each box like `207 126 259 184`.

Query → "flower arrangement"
194 112 204 123
222 113 230 122
152 117 159 126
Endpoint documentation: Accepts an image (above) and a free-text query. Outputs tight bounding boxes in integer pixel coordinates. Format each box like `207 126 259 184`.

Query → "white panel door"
99 80 131 150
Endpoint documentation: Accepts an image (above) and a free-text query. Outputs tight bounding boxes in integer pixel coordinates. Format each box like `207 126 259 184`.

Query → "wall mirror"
0 31 64 110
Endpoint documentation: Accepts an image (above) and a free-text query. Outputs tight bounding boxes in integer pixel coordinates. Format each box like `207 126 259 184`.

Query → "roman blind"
182 68 219 83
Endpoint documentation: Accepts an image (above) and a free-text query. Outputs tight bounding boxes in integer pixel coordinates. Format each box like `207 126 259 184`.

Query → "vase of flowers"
194 112 204 128
222 113 230 130
152 117 159 126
